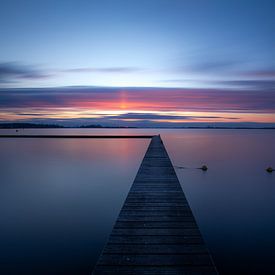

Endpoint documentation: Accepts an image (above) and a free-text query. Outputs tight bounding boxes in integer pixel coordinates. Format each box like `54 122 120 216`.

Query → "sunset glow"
0 87 274 126
0 0 274 127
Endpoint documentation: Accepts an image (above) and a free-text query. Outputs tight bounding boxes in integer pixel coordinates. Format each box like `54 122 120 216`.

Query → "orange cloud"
0 87 274 124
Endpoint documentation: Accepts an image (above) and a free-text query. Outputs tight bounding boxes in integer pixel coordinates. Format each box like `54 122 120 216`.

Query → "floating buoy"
266 167 274 173
174 166 186 169
174 164 208 171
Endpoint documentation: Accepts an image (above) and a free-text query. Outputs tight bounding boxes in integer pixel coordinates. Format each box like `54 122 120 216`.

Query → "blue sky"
1 0 274 88
0 0 274 126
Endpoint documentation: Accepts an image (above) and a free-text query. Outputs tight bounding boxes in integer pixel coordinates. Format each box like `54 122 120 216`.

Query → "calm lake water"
0 129 274 275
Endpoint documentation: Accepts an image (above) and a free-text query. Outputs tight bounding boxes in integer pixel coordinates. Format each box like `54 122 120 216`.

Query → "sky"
0 0 274 126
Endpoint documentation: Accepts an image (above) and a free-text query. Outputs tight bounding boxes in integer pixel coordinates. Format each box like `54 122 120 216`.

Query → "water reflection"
163 130 275 275
0 129 274 274
0 137 149 274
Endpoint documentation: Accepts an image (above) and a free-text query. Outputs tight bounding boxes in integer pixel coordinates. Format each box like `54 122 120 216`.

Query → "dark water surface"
0 129 274 274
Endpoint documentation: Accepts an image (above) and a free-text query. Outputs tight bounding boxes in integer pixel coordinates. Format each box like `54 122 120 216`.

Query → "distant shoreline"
0 135 154 139
0 123 274 130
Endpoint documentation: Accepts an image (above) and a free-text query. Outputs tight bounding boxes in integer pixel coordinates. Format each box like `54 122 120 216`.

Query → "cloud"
63 67 142 73
242 70 275 78
0 62 51 83
220 80 275 90
2 115 273 128
17 113 57 116
158 79 197 84
1 86 274 114
0 62 142 85
159 78 275 91
109 112 239 121
188 60 238 73
172 50 241 75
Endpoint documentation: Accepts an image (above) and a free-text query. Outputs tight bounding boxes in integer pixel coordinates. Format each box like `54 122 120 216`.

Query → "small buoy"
16 129 18 132
174 166 185 169
266 167 274 173
175 164 208 171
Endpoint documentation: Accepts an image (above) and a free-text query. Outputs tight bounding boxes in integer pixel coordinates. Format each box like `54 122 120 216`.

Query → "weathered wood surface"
93 135 218 274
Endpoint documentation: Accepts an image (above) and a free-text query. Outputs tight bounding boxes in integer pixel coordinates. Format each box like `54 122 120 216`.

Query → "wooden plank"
107 235 204 245
97 254 214 266
114 221 197 229
123 202 189 206
103 244 209 254
121 206 190 211
93 135 218 274
118 211 193 216
111 228 201 236
117 216 196 222
93 266 217 275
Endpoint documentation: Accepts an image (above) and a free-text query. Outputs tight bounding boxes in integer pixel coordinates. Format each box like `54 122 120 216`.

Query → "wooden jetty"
93 135 218 274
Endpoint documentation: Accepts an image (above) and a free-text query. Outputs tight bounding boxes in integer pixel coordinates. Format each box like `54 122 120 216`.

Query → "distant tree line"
0 123 64 129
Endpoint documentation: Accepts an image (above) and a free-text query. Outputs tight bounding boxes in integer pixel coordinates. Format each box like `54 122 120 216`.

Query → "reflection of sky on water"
164 129 275 275
0 129 274 274
0 137 149 274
